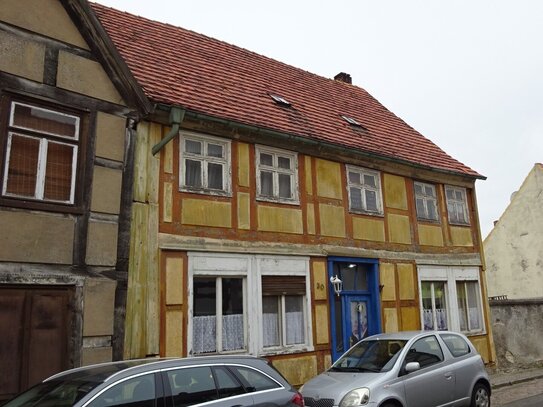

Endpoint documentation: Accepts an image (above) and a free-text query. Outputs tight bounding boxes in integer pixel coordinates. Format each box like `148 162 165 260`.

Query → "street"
492 377 543 406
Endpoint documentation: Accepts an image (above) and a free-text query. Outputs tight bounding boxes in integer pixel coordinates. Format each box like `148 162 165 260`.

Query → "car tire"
471 383 491 407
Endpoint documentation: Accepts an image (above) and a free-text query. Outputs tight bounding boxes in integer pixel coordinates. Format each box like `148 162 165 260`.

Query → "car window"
331 340 407 373
229 366 280 392
404 335 444 369
88 373 156 407
214 366 246 398
440 333 471 357
166 366 218 406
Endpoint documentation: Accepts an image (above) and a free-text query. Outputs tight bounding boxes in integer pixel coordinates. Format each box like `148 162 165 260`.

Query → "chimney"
334 72 352 84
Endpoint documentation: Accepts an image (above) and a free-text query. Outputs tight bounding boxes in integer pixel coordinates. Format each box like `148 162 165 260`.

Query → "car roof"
46 355 271 383
363 330 465 341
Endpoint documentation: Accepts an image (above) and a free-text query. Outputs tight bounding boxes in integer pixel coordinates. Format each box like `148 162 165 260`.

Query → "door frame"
327 257 382 361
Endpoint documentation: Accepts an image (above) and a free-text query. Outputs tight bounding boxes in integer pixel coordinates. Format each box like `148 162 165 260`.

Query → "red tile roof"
90 2 482 178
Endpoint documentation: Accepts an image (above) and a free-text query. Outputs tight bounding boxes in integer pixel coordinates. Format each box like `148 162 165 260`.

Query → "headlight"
339 388 370 407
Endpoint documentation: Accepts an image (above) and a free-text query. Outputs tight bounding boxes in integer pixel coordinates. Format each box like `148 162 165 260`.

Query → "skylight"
341 115 362 126
269 94 291 107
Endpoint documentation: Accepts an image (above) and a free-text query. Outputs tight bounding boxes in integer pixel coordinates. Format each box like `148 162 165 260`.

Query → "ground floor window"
188 253 312 356
418 266 484 335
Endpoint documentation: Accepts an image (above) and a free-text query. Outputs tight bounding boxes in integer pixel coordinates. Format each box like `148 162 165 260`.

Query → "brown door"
0 286 72 402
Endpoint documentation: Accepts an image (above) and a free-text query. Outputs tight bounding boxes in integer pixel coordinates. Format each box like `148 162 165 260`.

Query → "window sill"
256 196 300 206
179 187 232 198
349 209 384 218
0 196 84 215
259 345 313 356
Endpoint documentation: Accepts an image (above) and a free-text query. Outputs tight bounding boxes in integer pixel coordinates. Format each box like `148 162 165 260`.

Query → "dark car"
4 356 304 407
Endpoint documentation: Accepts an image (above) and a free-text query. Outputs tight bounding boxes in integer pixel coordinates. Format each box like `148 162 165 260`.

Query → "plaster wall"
485 165 543 299
490 299 543 369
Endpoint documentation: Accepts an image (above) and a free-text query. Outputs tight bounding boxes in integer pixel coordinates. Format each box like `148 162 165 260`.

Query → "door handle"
444 372 453 380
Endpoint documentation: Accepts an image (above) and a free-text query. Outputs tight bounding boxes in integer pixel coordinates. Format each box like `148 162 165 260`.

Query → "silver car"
301 331 490 407
4 356 304 407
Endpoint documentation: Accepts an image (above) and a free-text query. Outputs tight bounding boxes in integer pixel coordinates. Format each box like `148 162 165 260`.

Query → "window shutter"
262 276 305 296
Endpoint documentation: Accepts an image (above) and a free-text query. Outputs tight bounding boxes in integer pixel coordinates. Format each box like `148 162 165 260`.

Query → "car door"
401 335 455 407
163 365 255 407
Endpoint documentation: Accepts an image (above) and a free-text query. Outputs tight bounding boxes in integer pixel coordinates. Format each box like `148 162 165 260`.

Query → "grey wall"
490 298 543 370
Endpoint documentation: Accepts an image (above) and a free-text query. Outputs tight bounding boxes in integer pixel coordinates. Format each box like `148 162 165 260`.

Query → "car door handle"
444 372 453 380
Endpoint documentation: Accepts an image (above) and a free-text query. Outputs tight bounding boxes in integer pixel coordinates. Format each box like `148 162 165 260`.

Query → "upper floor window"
414 181 439 221
1 100 80 205
256 146 298 204
445 185 469 225
346 165 383 215
179 132 231 196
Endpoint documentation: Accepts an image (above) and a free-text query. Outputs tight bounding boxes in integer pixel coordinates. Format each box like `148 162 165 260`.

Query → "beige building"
485 163 543 300
0 0 150 400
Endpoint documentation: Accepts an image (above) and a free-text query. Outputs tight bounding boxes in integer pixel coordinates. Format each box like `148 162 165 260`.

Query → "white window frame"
187 253 312 357
445 185 470 225
414 181 439 222
346 165 383 215
255 145 299 205
2 102 80 204
179 131 231 196
418 265 485 335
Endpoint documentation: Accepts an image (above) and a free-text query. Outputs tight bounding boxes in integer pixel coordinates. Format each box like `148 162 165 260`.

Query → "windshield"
3 379 101 407
330 339 407 373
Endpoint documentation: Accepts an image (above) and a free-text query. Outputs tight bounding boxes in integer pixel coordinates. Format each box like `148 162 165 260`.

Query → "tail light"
291 391 305 407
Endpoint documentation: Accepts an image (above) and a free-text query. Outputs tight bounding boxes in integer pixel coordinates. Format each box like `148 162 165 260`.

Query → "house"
89 3 496 385
485 163 543 300
0 0 150 400
484 163 543 369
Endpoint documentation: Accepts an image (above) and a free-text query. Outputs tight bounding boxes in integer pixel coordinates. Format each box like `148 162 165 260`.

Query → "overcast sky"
96 0 543 238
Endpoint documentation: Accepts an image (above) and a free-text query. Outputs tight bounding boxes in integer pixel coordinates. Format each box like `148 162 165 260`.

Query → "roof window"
269 94 291 107
341 115 362 127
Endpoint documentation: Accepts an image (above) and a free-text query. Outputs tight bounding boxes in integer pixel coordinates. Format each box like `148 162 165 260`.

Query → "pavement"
489 366 543 389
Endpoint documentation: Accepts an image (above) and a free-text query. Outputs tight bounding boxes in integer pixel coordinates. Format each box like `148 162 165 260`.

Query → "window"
418 266 485 335
404 335 444 369
346 165 383 215
262 276 306 348
179 132 231 195
229 366 280 391
440 333 471 358
166 367 218 406
89 374 156 407
414 181 439 221
1 100 81 205
421 281 448 330
256 146 298 204
445 185 469 225
188 254 312 356
192 277 245 354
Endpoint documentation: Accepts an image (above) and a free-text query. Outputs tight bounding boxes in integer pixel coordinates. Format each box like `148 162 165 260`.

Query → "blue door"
328 257 381 361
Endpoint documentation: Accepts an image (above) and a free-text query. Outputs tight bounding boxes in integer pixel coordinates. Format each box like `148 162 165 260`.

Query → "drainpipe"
152 107 185 155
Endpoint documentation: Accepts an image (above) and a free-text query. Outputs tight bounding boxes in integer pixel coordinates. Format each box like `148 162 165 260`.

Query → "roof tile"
90 2 482 178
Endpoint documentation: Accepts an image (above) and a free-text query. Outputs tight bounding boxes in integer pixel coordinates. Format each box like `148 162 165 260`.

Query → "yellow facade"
384 174 408 210
418 223 445 246
352 216 385 242
319 203 346 237
387 213 412 244
182 199 232 228
257 206 303 234
315 159 343 199
450 226 474 246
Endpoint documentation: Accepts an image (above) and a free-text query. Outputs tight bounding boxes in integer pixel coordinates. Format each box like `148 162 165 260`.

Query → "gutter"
152 107 185 155
154 104 486 180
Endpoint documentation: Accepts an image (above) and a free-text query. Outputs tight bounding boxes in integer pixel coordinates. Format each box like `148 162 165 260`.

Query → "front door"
328 257 381 361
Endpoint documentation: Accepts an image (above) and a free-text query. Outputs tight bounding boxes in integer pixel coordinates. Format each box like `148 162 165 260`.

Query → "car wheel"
471 383 490 407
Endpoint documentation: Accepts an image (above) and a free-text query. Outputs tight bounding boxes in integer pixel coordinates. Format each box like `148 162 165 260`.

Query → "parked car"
3 355 304 407
301 331 490 407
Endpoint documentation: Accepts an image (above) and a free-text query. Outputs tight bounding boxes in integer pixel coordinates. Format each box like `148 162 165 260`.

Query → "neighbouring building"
485 163 543 300
90 3 496 386
0 0 150 400
484 163 543 370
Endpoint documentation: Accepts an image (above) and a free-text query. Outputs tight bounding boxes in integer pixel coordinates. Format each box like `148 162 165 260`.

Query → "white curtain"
222 314 244 351
263 312 280 347
193 315 216 354
286 311 304 345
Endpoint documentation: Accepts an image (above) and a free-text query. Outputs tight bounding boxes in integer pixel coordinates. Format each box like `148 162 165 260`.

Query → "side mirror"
405 362 421 373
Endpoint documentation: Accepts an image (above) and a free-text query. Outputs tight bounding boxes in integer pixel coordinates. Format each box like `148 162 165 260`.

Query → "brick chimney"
334 72 352 84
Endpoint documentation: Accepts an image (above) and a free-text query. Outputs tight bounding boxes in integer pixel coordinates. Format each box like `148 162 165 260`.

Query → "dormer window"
269 94 291 107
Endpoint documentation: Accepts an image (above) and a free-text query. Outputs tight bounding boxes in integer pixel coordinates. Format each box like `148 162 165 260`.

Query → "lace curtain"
286 310 304 344
423 308 448 330
193 314 244 354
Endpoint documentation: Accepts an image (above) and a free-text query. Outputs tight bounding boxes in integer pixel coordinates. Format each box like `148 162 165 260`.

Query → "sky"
96 0 543 238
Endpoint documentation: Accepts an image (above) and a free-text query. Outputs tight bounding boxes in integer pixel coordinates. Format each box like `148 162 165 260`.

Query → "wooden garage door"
0 286 72 402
